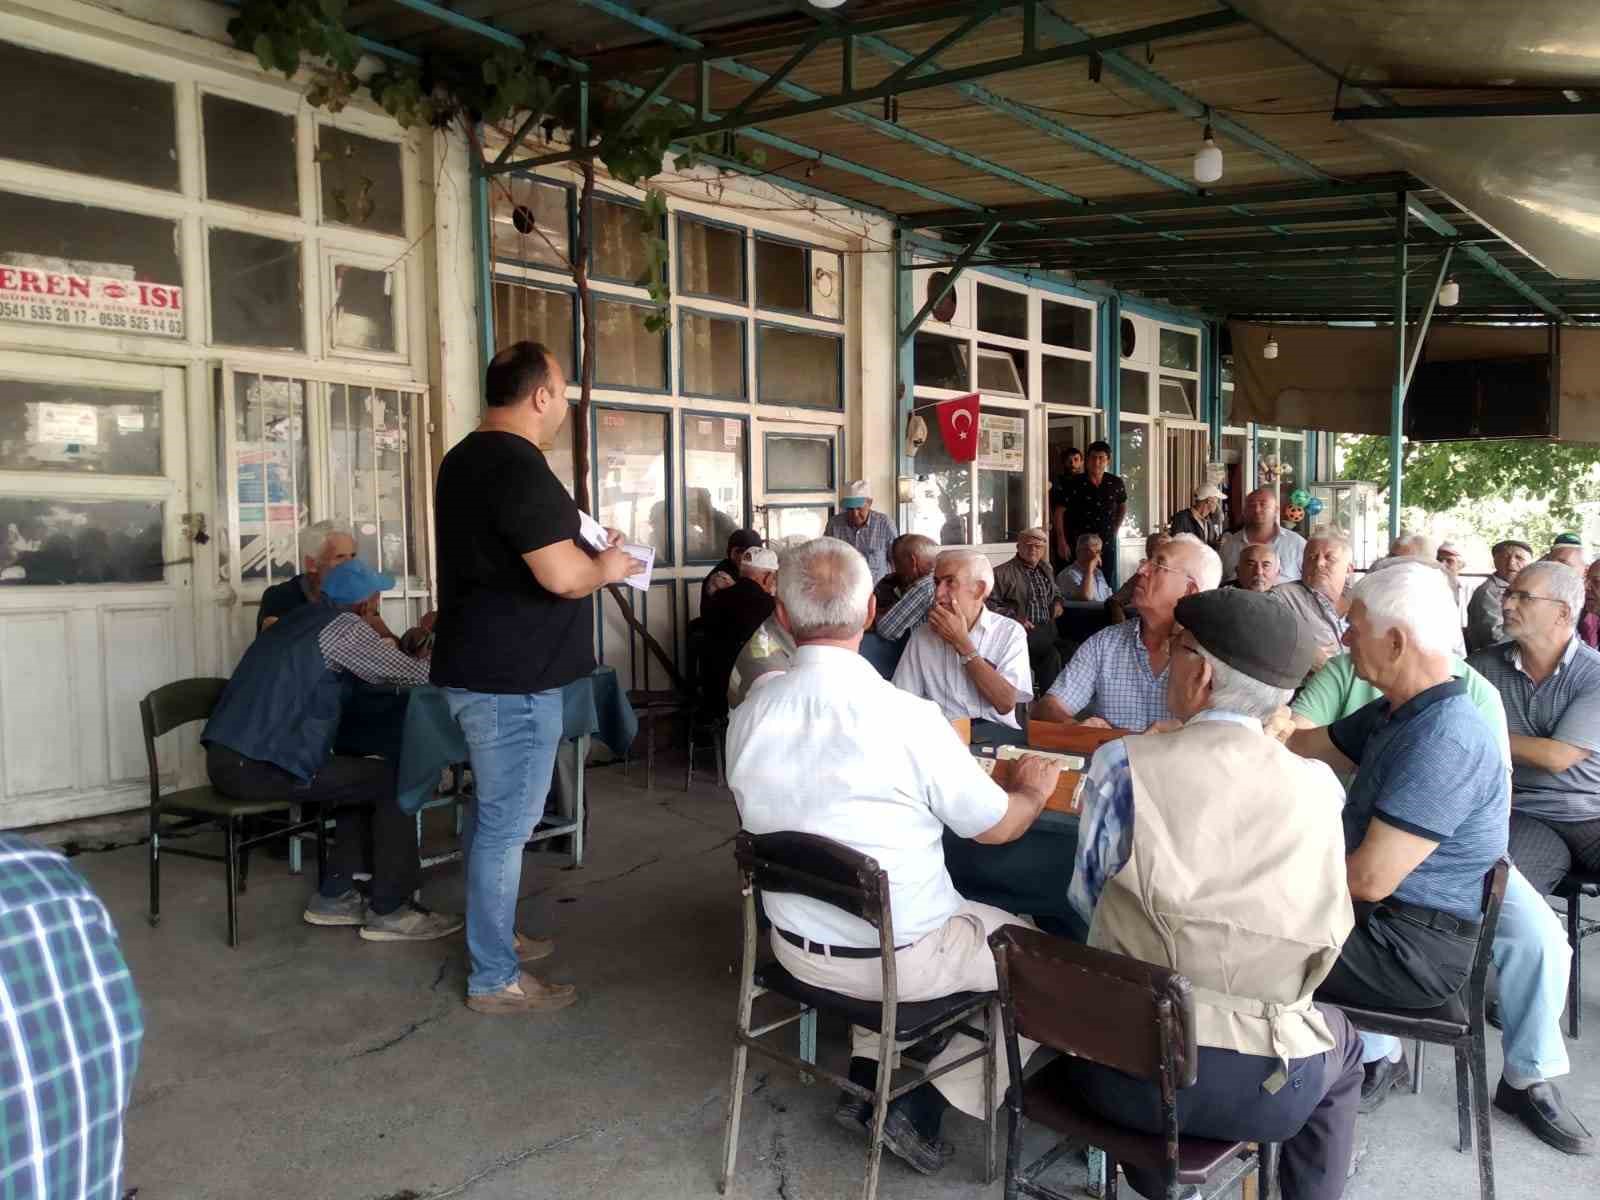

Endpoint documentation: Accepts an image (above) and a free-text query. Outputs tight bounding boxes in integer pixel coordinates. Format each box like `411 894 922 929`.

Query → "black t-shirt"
430 431 594 694
1061 472 1127 544
257 573 310 633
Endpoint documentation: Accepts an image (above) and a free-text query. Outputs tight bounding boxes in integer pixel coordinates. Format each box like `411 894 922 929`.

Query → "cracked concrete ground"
45 764 1600 1199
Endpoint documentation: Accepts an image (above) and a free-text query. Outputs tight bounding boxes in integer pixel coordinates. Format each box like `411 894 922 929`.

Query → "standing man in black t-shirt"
432 341 643 1015
1061 440 1128 590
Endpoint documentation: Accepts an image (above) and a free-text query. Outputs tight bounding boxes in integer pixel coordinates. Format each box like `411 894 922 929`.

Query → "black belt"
777 928 907 959
1384 899 1481 938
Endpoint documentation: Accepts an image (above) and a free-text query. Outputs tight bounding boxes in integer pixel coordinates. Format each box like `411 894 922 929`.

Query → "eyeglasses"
1504 590 1568 607
1144 557 1195 585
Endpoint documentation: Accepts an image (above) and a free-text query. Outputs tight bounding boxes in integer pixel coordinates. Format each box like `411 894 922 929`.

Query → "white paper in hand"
620 543 654 591
577 510 610 552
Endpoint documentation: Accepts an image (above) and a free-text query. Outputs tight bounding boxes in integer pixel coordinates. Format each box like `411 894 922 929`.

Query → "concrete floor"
49 764 1600 1200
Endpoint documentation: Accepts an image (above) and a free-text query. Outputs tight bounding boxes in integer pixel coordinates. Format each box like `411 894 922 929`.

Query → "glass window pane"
1158 376 1196 417
908 413 972 546
1119 368 1150 415
680 311 744 398
540 415 575 499
373 389 409 581
494 176 569 268
232 374 309 584
594 298 666 391
593 196 651 283
976 347 1026 398
678 217 744 301
1041 355 1091 406
683 416 746 562
0 191 184 340
0 498 163 585
758 327 841 410
345 387 380 568
0 42 176 190
0 379 161 475
977 406 1027 544
318 126 404 236
1041 299 1092 351
1159 327 1199 372
810 249 843 319
914 333 970 391
765 433 834 493
596 408 670 563
203 94 297 214
1118 421 1151 541
976 283 1027 339
494 282 574 379
209 229 303 350
331 263 397 353
765 504 830 543
755 238 807 311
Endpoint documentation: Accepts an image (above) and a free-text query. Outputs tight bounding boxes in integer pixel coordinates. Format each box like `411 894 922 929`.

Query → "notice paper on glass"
620 543 654 591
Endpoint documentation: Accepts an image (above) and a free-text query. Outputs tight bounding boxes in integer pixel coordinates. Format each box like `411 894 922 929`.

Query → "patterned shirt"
1056 563 1112 603
875 573 936 642
823 509 898 584
989 557 1062 626
1060 472 1127 545
318 613 432 688
0 834 143 1200
1044 618 1173 731
1270 579 1347 651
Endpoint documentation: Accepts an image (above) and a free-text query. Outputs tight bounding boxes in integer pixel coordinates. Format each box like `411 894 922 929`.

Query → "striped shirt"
875 573 936 642
1044 618 1172 731
0 835 143 1200
823 509 898 584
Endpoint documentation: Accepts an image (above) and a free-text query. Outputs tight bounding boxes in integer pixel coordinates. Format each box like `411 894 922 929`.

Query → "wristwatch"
958 649 981 666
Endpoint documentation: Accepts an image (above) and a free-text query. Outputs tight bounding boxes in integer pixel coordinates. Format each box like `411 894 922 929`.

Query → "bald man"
1219 488 1306 584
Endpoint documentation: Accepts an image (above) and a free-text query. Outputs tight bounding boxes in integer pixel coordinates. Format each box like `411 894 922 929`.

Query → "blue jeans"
1359 866 1571 1082
445 688 564 996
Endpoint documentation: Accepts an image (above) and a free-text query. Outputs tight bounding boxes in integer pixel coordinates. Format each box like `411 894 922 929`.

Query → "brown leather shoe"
466 971 577 1014
514 932 555 963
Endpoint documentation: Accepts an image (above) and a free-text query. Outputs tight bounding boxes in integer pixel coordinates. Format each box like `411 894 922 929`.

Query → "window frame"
676 307 748 402
588 191 665 288
679 408 751 565
762 429 837 495
591 293 673 396
322 245 408 364
754 318 845 413
675 212 748 305
491 273 579 381
753 230 846 325
591 399 677 568
492 172 575 274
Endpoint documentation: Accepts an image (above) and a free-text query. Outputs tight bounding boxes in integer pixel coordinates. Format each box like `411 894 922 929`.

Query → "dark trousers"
859 630 907 680
206 744 419 911
1507 809 1600 895
1065 1005 1364 1200
943 823 1087 942
1316 900 1477 1012
334 684 412 762
1025 622 1063 694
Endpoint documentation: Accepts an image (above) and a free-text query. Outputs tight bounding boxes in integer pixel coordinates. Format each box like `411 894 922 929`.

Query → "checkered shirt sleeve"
0 834 143 1200
1067 740 1134 926
1044 621 1172 731
318 613 432 687
876 573 936 642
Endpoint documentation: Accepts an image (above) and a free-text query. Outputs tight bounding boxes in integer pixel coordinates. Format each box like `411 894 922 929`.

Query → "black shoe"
833 1091 869 1133
1494 1079 1596 1155
879 1108 948 1175
1358 1055 1411 1114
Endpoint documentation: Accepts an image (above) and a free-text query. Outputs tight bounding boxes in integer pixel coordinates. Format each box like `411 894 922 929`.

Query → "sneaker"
359 902 464 942
1358 1054 1411 1114
466 971 577 1014
303 888 366 927
515 932 555 963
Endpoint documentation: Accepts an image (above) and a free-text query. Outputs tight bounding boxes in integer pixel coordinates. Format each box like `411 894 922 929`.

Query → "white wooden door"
0 351 194 827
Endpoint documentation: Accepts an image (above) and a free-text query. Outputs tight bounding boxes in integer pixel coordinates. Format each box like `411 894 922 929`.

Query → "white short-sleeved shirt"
1219 526 1307 583
891 606 1033 727
728 645 1009 946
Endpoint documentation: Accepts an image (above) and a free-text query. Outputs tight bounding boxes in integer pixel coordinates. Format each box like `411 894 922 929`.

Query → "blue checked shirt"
823 509 898 584
874 573 936 642
1044 618 1173 731
0 835 142 1200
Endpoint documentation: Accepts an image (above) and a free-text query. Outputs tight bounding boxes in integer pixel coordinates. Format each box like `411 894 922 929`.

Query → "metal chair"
622 688 685 791
1554 866 1600 1038
684 617 725 789
141 678 326 947
989 924 1272 1200
1329 859 1509 1200
720 830 1000 1200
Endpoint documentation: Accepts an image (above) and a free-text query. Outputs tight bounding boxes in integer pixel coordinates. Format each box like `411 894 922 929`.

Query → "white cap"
1194 483 1223 502
841 479 872 509
1438 540 1463 556
743 546 780 572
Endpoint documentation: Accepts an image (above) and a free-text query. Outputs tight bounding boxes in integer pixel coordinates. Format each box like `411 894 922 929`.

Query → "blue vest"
203 603 348 782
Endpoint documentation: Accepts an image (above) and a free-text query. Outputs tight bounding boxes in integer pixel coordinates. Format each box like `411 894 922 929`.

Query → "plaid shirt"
874 573 936 641
0 835 142 1200
1044 618 1173 731
989 557 1061 626
823 510 898 584
318 613 432 687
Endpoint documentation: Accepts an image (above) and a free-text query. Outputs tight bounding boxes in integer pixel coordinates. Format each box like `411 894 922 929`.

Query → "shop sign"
0 266 184 337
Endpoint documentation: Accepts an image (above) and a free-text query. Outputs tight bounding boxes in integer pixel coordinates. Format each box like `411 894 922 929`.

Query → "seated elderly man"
1107 530 1171 619
1068 589 1361 1200
1229 541 1281 593
861 534 938 678
989 527 1066 692
204 560 462 941
1380 542 1467 656
1033 533 1220 731
729 537 1061 1174
872 533 933 616
1272 533 1352 673
1468 539 1533 651
1220 487 1307 583
1057 533 1112 603
1548 534 1586 571
1286 562 1507 1112
893 549 1032 745
701 528 765 602
700 545 779 713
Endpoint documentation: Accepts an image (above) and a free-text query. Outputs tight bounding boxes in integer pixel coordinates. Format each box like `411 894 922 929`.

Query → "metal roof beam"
1405 198 1572 323
998 229 1461 264
1336 101 1600 121
986 205 1412 245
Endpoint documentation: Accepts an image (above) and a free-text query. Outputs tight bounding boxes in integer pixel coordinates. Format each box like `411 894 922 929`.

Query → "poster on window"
235 446 297 531
0 261 184 337
976 412 1025 471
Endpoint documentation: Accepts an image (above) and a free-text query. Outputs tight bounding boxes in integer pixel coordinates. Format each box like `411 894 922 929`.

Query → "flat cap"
1175 588 1316 690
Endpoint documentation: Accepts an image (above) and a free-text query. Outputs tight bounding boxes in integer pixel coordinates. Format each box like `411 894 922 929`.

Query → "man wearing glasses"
1032 533 1221 731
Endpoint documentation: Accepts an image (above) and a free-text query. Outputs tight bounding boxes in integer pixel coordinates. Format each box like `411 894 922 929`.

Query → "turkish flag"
936 392 980 463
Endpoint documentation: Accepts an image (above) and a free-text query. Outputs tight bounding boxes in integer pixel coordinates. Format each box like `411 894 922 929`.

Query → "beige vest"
1088 720 1354 1089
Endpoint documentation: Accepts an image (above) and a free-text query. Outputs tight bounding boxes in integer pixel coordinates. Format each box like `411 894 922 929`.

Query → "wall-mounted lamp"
1262 335 1280 360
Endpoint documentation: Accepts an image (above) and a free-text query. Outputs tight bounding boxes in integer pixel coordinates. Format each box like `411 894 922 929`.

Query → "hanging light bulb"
1193 122 1223 184
808 0 846 7
1439 277 1460 307
1262 334 1280 360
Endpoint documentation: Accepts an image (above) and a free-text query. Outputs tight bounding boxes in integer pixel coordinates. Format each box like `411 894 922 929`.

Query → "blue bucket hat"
321 559 395 605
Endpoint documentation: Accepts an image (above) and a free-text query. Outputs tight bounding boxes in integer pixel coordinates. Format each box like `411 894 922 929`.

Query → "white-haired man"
1057 533 1112 603
258 521 357 633
1033 533 1220 731
1272 533 1353 674
1219 487 1306 583
1231 541 1281 593
1287 562 1508 1113
728 537 1061 1175
701 546 780 715
1468 539 1533 651
892 549 1032 745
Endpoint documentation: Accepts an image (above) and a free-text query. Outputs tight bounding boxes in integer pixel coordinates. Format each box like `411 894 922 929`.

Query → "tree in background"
1338 435 1600 554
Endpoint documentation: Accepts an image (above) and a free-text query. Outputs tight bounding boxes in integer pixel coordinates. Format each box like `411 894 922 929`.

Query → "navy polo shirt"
1330 679 1508 921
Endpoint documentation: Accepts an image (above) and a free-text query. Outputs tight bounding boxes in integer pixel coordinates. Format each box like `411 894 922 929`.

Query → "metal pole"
895 229 916 530
471 162 494 368
1389 197 1408 541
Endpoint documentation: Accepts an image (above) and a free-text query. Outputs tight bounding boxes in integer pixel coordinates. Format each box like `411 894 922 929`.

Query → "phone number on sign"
0 299 184 336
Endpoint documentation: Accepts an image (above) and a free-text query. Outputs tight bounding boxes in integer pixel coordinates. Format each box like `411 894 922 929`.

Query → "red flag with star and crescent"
936 392 980 463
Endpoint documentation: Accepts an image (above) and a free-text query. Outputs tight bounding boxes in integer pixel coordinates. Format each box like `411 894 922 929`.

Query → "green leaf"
253 32 276 74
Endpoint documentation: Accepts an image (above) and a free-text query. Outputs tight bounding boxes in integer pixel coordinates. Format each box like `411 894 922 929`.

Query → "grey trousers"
1507 809 1600 895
